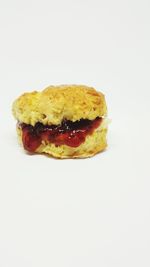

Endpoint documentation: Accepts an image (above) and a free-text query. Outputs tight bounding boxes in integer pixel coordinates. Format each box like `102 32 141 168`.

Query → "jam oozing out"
19 117 102 153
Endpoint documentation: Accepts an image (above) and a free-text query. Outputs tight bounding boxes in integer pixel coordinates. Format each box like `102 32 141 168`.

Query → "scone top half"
12 85 108 158
13 85 107 126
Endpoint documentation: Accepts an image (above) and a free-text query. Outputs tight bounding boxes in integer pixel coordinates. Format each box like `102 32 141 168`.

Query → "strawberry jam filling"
18 117 102 153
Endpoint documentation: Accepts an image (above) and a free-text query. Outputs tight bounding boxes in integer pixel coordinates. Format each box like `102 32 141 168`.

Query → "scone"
12 85 108 158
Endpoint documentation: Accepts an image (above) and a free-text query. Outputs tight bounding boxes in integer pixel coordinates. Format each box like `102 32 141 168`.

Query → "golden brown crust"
12 85 107 126
16 124 107 158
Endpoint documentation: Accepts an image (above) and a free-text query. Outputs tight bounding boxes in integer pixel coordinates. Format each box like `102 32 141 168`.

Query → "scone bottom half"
12 85 108 158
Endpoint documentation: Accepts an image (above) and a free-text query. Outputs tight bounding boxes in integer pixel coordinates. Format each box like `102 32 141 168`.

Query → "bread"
16 121 108 158
12 85 107 126
12 85 108 158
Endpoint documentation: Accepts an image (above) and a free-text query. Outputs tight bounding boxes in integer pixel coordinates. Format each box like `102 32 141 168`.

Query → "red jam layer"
18 117 102 153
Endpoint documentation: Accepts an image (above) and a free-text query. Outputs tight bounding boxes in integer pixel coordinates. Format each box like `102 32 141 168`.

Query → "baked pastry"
12 85 108 158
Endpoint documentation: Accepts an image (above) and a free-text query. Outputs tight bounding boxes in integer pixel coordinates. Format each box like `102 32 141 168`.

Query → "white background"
0 0 150 266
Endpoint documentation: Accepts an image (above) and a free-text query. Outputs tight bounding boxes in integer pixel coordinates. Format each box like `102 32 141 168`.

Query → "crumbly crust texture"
17 125 107 158
12 85 107 126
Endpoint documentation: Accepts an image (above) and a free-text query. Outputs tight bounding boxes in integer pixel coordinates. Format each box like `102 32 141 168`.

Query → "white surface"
0 0 150 266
